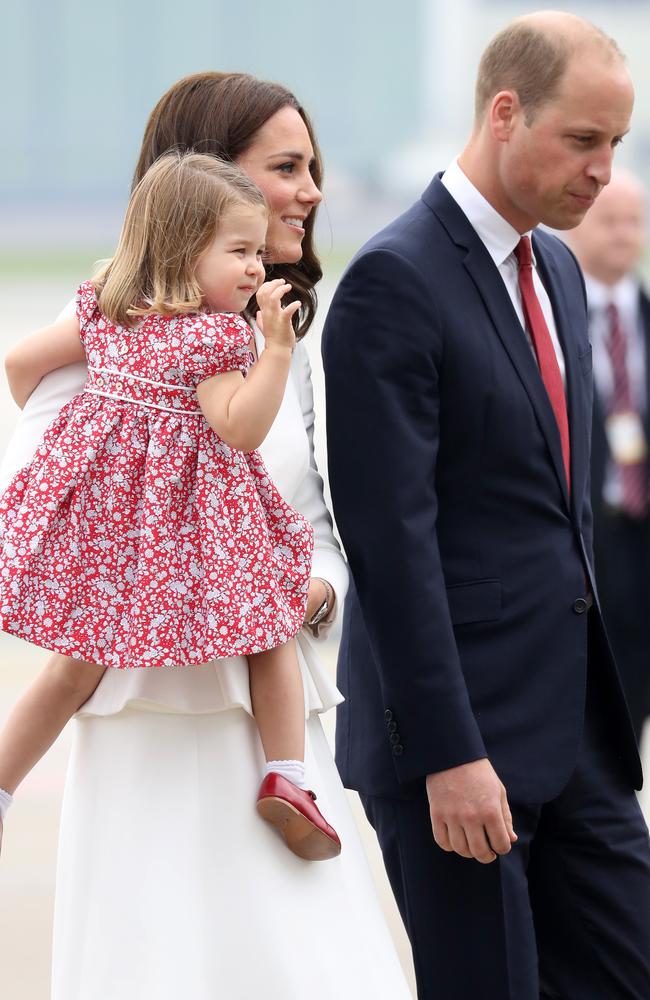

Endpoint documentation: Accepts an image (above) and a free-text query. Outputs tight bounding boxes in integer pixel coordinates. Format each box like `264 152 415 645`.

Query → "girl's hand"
255 279 300 352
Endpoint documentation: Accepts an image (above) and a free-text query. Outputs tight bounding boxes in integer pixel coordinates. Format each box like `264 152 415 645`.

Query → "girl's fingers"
257 279 291 300
268 283 293 303
255 280 285 308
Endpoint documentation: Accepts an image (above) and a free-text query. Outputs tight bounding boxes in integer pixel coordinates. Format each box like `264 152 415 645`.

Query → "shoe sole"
256 796 341 861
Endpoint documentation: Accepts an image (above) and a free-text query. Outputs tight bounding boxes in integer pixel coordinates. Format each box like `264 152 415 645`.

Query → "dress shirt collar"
583 272 640 314
441 158 535 267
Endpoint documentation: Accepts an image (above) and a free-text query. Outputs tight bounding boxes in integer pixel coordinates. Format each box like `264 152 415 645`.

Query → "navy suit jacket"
322 174 640 803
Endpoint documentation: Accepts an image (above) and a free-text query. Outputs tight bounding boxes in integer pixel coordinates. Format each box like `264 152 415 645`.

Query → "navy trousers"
361 657 650 998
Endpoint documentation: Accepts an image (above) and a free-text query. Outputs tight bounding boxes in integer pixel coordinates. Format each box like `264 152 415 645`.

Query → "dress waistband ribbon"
84 367 203 415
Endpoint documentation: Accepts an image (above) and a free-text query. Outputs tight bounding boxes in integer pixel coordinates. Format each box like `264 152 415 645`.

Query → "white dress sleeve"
289 342 349 638
0 298 88 491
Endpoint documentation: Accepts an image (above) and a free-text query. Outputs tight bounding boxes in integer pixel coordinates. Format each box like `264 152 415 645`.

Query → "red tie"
515 236 571 492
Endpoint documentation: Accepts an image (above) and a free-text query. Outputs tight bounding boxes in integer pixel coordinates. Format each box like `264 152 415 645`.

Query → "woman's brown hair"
133 72 323 339
94 152 266 327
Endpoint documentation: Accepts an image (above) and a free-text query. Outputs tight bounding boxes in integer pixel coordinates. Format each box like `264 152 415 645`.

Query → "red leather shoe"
256 772 341 861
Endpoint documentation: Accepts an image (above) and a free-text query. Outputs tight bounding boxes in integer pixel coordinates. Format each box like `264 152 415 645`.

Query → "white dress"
0 312 412 1000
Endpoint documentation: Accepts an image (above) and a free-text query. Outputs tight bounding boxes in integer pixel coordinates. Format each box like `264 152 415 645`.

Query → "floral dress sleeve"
183 313 254 386
75 280 99 346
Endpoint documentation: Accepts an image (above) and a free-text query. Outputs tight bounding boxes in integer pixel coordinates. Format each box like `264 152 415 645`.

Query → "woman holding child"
0 72 412 999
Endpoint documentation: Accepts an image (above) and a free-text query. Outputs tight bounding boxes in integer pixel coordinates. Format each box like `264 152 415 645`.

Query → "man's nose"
587 146 614 187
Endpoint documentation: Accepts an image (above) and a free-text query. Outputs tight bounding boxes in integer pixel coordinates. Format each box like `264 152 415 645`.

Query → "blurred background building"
3 0 650 260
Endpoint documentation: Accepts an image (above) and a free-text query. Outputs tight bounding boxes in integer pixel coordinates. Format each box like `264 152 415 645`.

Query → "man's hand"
426 759 517 864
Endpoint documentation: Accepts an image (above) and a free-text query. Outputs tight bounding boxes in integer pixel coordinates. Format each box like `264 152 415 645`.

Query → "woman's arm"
5 314 85 409
0 299 88 492
290 342 349 638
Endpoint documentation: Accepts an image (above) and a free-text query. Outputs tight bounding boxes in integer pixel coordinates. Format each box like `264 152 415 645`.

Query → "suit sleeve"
322 248 486 784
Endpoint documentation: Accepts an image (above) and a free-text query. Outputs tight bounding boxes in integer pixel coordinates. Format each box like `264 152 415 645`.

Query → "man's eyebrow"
568 126 631 137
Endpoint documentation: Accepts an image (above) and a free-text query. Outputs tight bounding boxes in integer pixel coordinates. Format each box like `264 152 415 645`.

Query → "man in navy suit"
323 11 650 999
569 172 650 742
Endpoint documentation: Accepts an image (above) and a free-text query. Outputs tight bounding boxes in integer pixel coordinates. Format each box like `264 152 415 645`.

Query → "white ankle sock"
0 788 13 821
265 760 307 789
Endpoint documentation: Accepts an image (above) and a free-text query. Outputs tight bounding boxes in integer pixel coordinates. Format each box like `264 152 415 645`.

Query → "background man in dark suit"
569 171 650 742
323 11 650 999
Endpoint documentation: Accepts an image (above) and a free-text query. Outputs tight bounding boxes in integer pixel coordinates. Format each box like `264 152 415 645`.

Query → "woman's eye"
277 162 294 174
232 248 246 256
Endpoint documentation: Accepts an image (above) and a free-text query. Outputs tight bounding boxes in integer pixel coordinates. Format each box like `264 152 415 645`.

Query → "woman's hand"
304 578 328 622
255 279 300 352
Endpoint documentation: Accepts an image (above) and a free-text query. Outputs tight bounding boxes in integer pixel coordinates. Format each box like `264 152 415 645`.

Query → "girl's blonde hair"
94 152 267 326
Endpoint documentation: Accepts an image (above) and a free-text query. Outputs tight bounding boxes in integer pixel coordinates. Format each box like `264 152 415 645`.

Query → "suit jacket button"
393 744 404 756
384 709 393 723
389 732 401 745
573 598 588 614
387 721 397 734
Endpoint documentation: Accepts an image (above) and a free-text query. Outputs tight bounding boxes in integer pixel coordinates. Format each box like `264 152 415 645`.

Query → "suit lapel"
463 242 570 508
426 177 571 509
423 174 580 508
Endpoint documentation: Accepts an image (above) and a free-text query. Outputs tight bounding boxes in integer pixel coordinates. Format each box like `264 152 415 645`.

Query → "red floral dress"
0 281 313 668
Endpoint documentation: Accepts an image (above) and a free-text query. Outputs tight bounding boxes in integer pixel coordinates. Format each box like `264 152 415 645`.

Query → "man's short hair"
475 21 623 125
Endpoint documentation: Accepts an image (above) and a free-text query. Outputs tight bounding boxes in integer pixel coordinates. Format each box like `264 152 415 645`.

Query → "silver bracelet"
307 578 334 631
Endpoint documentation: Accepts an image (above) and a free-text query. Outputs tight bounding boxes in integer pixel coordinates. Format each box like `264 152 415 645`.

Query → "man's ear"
490 90 519 143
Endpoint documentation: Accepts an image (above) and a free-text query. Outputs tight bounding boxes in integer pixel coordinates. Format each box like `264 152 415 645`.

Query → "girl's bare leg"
0 653 105 795
251 640 341 860
248 640 305 764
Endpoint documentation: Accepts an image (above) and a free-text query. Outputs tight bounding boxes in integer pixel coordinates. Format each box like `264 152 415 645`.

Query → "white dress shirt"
442 158 566 383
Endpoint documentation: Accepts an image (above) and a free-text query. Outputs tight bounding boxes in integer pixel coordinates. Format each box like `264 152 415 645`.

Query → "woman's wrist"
305 578 335 636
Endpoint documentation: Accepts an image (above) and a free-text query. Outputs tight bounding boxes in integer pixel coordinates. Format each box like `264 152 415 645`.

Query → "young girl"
0 152 340 862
